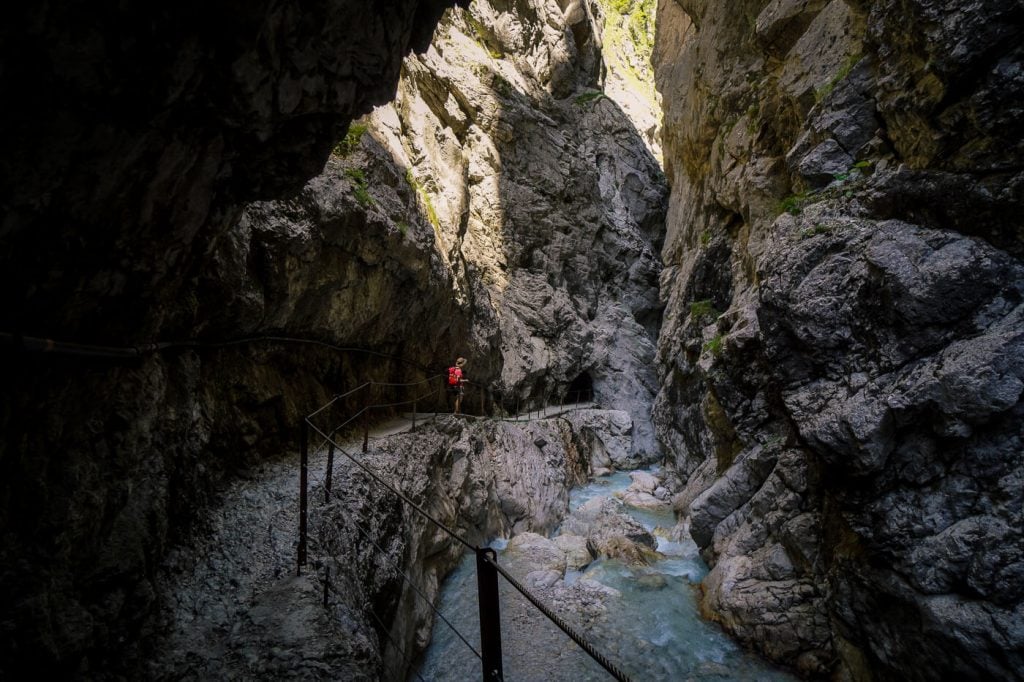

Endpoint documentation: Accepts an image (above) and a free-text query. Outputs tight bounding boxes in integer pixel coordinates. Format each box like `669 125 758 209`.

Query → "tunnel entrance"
566 372 593 403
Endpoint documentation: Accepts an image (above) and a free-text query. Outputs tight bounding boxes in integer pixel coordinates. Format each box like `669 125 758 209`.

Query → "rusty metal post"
298 420 308 574
325 440 335 503
476 548 504 681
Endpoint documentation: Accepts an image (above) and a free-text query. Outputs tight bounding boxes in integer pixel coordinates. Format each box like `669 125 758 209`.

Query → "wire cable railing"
301 374 629 682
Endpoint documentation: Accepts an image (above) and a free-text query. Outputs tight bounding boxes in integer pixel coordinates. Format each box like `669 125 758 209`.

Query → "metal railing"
300 377 626 681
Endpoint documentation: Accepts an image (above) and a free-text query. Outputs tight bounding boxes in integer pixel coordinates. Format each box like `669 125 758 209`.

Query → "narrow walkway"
148 400 597 676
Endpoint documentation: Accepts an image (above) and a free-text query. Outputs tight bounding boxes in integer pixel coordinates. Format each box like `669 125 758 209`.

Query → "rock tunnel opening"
566 371 593 403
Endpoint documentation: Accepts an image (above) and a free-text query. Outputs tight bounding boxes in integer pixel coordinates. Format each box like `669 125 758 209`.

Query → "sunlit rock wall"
373 0 668 457
652 0 1023 678
233 0 669 458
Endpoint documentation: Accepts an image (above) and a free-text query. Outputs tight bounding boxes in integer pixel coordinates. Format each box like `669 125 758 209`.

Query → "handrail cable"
308 393 630 681
321 386 441 439
484 554 633 682
343 514 483 662
306 420 475 553
1 332 436 371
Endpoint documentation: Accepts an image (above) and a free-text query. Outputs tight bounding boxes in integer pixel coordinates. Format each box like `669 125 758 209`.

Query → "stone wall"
652 0 1024 677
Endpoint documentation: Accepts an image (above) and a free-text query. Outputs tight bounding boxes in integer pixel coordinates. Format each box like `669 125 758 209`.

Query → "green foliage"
815 54 862 103
703 334 724 357
626 0 656 54
689 299 721 322
800 223 833 239
397 221 409 238
467 15 503 59
852 160 872 170
700 230 712 247
575 90 606 105
345 167 374 208
405 169 440 230
745 103 760 134
779 192 812 216
332 123 368 157
607 0 632 13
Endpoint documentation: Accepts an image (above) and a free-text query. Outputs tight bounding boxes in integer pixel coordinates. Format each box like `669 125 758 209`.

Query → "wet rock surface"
652 0 1024 678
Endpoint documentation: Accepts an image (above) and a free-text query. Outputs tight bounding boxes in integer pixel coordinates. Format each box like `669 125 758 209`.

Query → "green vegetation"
397 221 409 238
332 122 368 157
800 223 833 239
689 299 721 322
700 230 712 247
405 169 440 230
703 334 725 357
776 158 876 218
601 0 656 56
575 90 606 105
778 191 812 216
345 168 374 208
745 103 761 134
625 0 655 55
815 54 862 103
467 16 503 59
595 0 659 109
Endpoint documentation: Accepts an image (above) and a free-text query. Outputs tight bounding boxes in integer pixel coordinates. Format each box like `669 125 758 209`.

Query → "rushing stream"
415 470 798 681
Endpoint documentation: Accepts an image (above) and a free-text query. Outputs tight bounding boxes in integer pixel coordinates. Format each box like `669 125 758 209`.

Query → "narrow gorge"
1 1 1021 680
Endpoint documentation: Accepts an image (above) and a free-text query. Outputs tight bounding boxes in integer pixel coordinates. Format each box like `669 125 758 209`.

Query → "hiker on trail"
447 357 467 414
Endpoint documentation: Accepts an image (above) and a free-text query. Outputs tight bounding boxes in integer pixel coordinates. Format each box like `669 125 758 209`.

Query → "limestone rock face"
222 0 667 458
369 1 668 457
652 0 1024 678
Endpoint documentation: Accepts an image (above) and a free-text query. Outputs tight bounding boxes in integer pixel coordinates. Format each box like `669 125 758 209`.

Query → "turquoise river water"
413 470 798 681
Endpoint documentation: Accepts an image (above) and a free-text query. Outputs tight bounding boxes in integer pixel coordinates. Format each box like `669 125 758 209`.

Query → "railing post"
363 414 369 453
325 440 335 503
323 565 331 608
298 420 308 574
411 396 417 432
476 548 504 681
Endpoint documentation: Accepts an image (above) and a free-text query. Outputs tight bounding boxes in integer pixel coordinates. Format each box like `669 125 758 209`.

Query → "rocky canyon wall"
220 0 668 454
0 0 667 677
361 0 668 454
0 1 466 676
652 0 1023 678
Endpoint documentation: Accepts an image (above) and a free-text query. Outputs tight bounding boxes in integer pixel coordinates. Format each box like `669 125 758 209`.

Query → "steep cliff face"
652 0 1024 677
384 0 668 457
0 2 464 676
234 0 668 456
0 0 666 676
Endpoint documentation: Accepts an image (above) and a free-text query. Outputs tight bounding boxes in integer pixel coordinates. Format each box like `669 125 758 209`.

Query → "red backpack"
448 367 461 385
